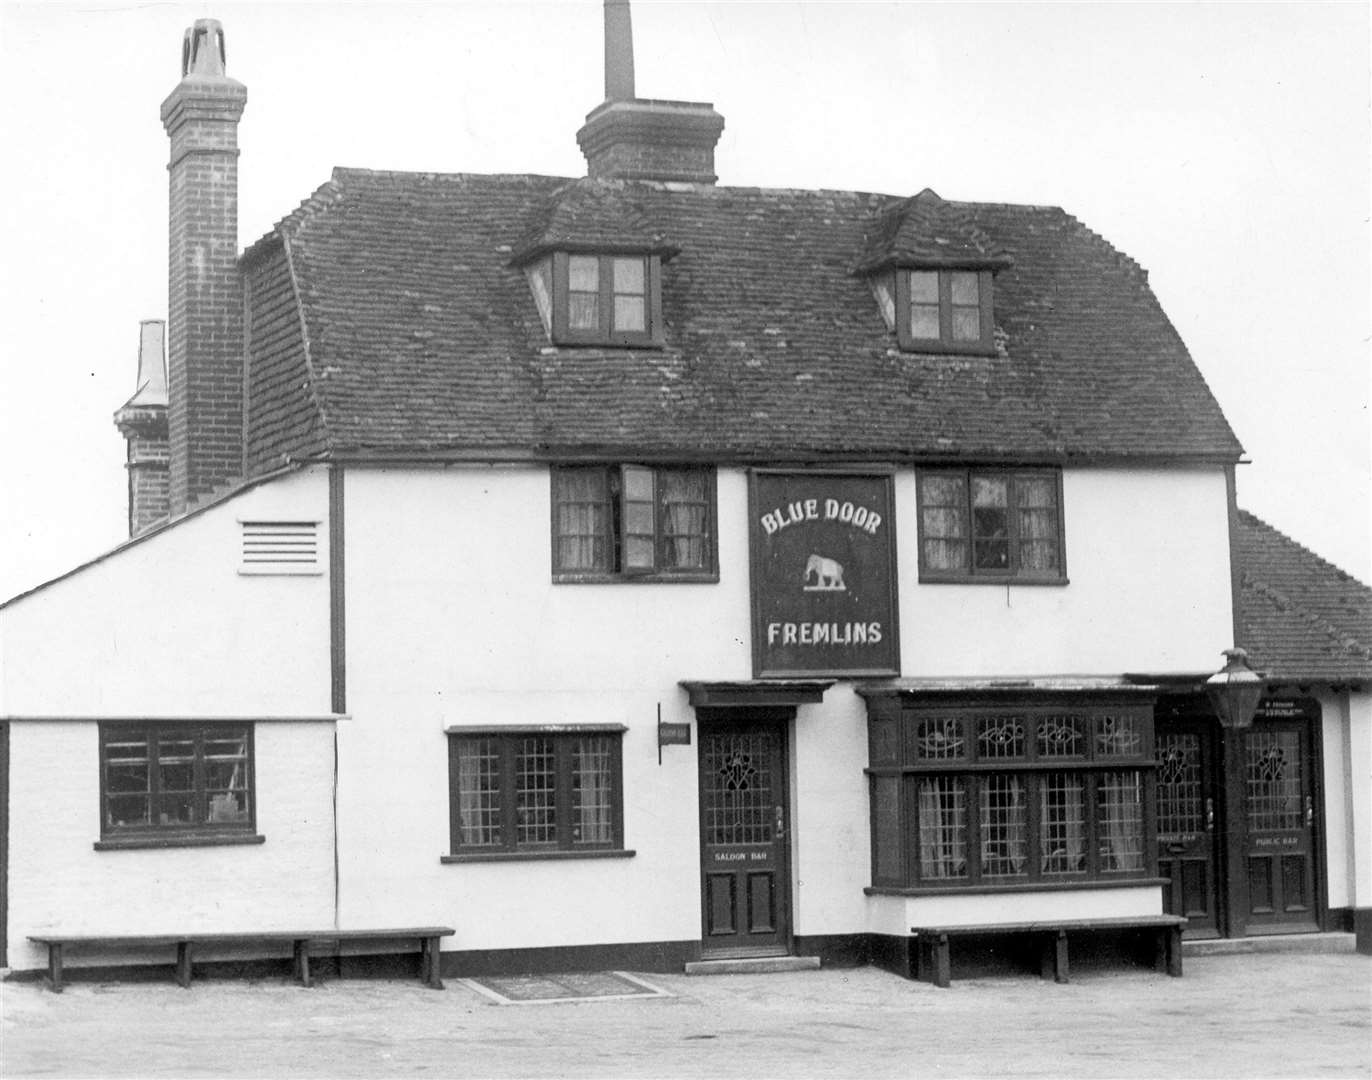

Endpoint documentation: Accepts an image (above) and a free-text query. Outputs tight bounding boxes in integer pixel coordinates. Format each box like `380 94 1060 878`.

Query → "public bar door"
1155 718 1221 937
1243 707 1319 933
698 713 791 957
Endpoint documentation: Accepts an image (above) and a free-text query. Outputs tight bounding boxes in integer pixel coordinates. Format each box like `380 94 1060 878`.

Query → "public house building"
1 3 1369 985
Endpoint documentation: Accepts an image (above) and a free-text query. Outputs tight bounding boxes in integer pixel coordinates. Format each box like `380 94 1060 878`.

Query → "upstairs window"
550 253 662 347
896 269 995 354
918 468 1065 583
552 464 716 582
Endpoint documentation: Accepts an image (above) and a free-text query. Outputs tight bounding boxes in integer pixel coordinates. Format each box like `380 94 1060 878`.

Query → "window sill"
441 849 636 864
898 341 999 358
865 876 1167 897
918 575 1069 587
94 833 266 852
552 572 719 585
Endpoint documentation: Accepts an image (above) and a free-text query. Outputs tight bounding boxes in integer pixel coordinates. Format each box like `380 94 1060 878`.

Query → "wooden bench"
28 927 455 993
909 915 1186 988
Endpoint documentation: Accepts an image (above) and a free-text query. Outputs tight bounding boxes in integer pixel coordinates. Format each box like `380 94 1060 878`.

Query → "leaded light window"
552 464 716 581
867 702 1155 889
917 468 1065 583
446 727 626 858
98 723 256 846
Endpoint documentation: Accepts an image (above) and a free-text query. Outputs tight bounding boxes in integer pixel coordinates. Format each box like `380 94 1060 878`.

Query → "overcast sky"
1 0 1368 603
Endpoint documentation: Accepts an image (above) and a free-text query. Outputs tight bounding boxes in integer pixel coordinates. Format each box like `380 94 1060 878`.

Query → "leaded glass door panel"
698 714 790 956
1155 719 1220 936
1243 719 1318 931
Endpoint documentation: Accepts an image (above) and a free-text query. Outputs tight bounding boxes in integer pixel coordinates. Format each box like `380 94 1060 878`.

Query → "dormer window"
543 252 662 347
896 268 995 355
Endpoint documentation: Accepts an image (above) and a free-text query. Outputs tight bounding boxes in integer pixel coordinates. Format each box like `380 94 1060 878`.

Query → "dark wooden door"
1155 719 1221 936
1243 720 1319 931
698 715 790 956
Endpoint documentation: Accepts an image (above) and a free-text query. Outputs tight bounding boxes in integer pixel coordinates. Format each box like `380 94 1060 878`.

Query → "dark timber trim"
329 465 346 714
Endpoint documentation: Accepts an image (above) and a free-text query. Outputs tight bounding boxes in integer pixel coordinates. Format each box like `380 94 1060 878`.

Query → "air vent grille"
240 521 321 575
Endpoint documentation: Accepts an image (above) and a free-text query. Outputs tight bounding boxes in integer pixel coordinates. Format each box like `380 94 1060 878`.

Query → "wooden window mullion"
554 739 575 849
938 271 952 342
499 740 518 854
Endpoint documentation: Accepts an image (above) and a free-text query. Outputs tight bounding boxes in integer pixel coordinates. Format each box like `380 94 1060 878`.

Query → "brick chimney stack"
577 0 725 184
113 321 171 536
160 19 247 514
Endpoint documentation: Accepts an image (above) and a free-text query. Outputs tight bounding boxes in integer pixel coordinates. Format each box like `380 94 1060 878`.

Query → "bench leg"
931 933 951 989
1166 926 1183 977
47 943 65 993
422 937 444 990
1052 929 1069 984
175 942 193 989
294 940 313 988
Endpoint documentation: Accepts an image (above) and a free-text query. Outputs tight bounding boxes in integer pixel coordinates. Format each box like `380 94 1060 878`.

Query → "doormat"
459 970 672 1006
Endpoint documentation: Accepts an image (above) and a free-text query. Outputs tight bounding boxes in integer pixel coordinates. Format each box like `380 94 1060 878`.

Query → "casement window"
896 269 995 354
867 704 1155 890
98 723 258 848
917 468 1065 583
542 253 663 347
444 727 628 860
552 464 716 581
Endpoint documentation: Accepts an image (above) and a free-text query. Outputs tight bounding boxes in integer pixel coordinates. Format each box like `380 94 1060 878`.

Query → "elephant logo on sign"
803 553 846 591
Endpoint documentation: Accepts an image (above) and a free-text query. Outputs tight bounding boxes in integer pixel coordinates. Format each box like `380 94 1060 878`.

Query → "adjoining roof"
1235 510 1372 683
854 188 1011 272
244 168 1243 465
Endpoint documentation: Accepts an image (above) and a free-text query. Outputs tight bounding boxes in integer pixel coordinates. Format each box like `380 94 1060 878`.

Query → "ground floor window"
866 698 1155 889
446 726 626 858
99 722 255 841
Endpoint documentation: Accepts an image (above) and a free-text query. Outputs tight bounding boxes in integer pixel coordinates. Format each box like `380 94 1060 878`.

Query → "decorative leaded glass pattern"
1246 730 1302 830
456 737 502 847
979 775 1027 877
1040 772 1086 874
572 736 613 845
517 738 557 845
917 777 967 880
703 732 773 846
915 717 966 761
1098 772 1144 871
1036 715 1086 758
1096 714 1143 757
977 716 1025 760
1156 733 1202 838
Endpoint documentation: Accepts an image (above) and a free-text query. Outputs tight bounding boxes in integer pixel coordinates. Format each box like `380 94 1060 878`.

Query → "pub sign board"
749 469 900 678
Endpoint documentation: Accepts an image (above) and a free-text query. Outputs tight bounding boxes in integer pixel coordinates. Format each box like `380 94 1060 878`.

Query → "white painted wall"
867 886 1164 936
337 462 1232 950
0 467 332 716
895 467 1234 676
5 718 336 971
1324 689 1372 912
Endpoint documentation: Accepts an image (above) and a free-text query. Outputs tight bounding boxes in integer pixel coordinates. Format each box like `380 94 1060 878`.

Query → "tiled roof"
249 168 1243 463
1235 510 1372 683
855 188 1008 271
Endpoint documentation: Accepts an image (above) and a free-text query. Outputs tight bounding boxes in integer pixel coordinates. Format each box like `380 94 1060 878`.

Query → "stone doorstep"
1184 931 1356 956
684 956 823 976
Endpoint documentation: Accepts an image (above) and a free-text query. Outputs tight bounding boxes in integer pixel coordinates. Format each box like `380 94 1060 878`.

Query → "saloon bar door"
1156 718 1221 937
698 714 791 956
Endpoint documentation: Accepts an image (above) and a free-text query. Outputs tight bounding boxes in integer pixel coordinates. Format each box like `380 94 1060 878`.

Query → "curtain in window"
1016 476 1059 572
660 470 707 569
573 737 613 844
1040 773 1085 874
917 776 967 879
1098 771 1144 871
556 469 608 571
920 474 968 571
979 775 1027 876
456 739 500 847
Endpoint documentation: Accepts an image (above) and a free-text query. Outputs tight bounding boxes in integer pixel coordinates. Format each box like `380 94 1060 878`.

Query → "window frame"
443 725 631 862
866 702 1157 893
895 268 996 355
550 252 664 348
916 467 1067 584
550 463 718 584
96 722 261 850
